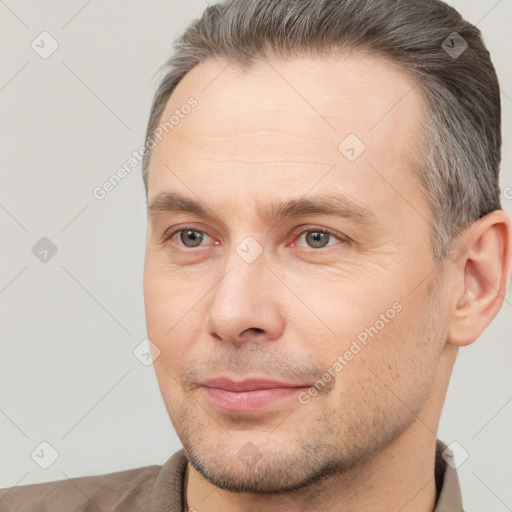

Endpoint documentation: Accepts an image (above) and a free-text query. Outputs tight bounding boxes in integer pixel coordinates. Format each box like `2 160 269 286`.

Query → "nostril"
242 327 264 336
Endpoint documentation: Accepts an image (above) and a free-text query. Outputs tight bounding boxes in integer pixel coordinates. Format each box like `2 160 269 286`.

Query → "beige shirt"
0 440 463 511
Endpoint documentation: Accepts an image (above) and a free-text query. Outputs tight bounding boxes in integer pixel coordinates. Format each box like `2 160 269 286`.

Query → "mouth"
200 377 311 413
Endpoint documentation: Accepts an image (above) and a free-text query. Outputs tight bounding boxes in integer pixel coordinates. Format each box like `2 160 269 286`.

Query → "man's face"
143 53 450 493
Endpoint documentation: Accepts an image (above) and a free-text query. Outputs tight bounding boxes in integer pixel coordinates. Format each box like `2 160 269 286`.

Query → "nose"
203 252 286 346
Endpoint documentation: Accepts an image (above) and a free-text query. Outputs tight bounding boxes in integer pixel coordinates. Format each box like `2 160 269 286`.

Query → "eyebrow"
147 191 377 226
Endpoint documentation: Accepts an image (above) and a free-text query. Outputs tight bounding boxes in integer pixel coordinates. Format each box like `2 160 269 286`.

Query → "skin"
143 52 512 512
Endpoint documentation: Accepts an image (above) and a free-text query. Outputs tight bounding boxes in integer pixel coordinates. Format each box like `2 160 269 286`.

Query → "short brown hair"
142 0 502 258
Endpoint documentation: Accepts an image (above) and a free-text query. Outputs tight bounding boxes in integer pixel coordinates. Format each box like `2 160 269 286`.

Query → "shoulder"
0 463 161 512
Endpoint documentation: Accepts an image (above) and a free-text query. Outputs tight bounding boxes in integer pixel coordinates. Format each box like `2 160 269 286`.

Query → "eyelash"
162 225 348 251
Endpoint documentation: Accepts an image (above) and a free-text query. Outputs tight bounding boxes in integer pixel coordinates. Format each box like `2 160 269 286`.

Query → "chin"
183 435 355 495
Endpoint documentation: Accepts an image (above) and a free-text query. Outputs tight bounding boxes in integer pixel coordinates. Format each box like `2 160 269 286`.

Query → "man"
1 0 510 510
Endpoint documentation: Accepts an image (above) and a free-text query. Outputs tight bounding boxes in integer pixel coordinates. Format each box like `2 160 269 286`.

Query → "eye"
166 228 214 248
163 226 347 252
294 228 345 250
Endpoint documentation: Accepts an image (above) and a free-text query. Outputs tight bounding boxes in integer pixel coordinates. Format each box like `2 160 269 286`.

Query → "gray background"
0 1 511 510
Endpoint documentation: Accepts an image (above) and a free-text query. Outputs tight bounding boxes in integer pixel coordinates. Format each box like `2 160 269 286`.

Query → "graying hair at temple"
142 0 502 259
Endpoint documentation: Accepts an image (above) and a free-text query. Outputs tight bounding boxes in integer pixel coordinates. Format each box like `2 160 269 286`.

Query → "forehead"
147 52 426 216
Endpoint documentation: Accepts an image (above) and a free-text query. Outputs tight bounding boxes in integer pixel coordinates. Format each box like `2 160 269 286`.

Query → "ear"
447 209 512 347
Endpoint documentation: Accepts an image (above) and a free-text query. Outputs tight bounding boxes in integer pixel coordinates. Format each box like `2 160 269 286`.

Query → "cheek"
350 299 443 407
300 279 437 393
143 270 202 376
144 263 200 330
295 277 404 351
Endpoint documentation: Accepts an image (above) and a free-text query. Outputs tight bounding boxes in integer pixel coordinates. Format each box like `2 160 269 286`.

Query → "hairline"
143 49 435 252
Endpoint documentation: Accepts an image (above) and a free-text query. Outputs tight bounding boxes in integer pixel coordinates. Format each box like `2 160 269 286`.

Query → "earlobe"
447 210 512 347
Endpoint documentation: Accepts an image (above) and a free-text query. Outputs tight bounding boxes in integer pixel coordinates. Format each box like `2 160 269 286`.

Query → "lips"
201 377 310 412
